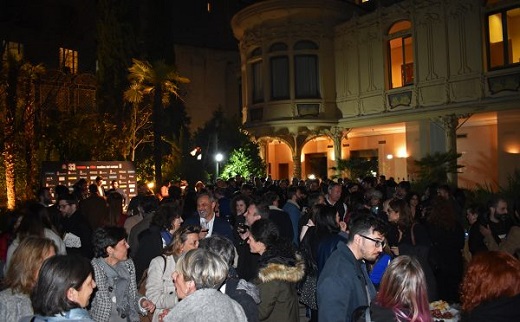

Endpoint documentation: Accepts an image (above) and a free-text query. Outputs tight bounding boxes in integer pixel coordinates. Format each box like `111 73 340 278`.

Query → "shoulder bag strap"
410 222 417 246
162 255 167 274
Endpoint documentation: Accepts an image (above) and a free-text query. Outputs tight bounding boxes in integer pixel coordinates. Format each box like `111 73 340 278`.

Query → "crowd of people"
0 173 519 322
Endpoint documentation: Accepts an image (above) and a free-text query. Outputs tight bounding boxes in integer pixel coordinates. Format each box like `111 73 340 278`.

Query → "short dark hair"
92 226 127 258
397 180 411 192
251 201 270 219
262 191 280 205
54 185 69 198
488 195 507 210
57 193 78 205
287 186 304 199
250 218 280 249
152 203 182 229
88 184 98 194
347 212 387 243
197 191 216 203
31 255 93 316
143 195 160 213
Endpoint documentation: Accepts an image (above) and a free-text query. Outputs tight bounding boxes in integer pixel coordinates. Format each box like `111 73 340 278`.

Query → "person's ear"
186 280 196 293
106 246 114 256
353 234 362 246
67 287 78 302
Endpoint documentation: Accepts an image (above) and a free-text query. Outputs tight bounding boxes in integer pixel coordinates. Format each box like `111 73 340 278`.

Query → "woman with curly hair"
460 251 520 322
359 255 432 322
248 218 305 322
89 226 155 322
231 194 251 228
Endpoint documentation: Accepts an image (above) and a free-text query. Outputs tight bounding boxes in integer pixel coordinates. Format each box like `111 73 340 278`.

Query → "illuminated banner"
41 161 137 201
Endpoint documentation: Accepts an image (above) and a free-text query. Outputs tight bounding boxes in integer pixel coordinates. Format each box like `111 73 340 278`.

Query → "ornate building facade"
232 0 520 189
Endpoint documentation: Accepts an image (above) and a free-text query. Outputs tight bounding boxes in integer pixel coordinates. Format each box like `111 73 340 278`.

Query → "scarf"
95 258 132 319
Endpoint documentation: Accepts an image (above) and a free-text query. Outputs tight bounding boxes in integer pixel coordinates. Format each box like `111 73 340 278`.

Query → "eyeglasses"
57 203 71 209
359 234 386 248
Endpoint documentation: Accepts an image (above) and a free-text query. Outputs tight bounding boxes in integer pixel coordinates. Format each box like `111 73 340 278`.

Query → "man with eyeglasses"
58 193 93 259
317 213 386 322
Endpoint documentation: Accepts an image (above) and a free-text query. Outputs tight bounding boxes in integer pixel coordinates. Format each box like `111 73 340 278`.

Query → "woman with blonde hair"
360 255 432 322
0 236 57 321
144 225 200 322
460 251 520 321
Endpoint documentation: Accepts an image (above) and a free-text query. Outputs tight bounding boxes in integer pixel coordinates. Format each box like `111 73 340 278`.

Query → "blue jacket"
20 308 94 321
282 200 301 246
317 242 376 322
183 214 234 241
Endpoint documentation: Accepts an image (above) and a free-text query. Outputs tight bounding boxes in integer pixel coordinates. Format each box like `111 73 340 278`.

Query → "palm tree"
1 53 20 210
123 83 153 161
0 53 43 208
126 58 189 186
20 62 45 199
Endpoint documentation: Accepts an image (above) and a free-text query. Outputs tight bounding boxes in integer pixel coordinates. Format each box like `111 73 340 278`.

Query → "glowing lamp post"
215 153 224 179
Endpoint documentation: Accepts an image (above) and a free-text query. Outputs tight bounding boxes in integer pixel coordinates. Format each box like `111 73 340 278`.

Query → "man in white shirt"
184 192 234 241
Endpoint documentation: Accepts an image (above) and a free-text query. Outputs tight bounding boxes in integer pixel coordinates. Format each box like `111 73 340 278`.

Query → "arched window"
487 5 520 69
293 40 320 98
249 47 263 103
388 20 413 89
269 43 289 100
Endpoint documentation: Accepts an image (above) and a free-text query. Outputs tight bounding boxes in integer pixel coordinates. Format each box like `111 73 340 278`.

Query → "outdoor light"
215 153 224 179
146 182 155 190
190 147 201 157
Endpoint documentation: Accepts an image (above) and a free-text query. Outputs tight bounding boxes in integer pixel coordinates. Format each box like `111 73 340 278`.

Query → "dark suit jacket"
79 195 108 230
183 214 234 241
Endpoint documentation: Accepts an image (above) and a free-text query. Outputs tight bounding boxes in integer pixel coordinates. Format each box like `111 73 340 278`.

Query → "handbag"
298 273 318 309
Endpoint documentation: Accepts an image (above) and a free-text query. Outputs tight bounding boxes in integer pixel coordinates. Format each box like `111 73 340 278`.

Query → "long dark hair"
31 255 93 316
250 218 297 267
314 204 340 238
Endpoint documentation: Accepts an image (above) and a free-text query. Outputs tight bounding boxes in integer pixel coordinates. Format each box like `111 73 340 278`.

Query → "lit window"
388 20 414 89
59 48 78 74
269 43 289 100
249 48 263 103
487 6 520 69
294 40 320 99
2 41 24 60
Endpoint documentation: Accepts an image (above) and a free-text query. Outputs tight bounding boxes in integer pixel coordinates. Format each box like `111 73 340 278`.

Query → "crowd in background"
0 173 519 322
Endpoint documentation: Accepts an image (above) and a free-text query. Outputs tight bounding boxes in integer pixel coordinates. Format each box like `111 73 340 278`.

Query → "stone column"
440 114 459 184
292 153 302 180
290 134 307 180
